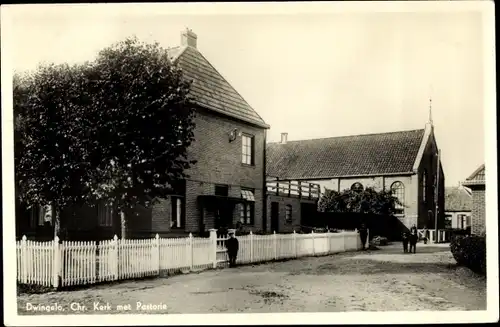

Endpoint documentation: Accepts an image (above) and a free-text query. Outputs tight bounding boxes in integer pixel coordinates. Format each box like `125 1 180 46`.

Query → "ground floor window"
240 189 255 225
444 215 452 229
171 197 184 228
97 202 113 227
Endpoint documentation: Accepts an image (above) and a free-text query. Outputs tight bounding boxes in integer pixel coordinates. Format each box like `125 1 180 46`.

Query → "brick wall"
150 197 172 237
266 195 315 233
471 188 486 235
134 108 266 235
183 108 266 233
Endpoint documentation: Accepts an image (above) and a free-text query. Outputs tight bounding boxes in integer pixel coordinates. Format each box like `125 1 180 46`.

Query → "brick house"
444 186 472 230
17 29 270 240
461 164 486 235
266 123 445 230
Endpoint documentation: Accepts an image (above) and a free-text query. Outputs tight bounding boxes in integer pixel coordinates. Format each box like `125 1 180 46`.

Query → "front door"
271 202 279 233
215 203 233 231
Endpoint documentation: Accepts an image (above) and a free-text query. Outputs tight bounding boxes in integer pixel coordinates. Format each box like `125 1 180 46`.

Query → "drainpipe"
263 129 268 232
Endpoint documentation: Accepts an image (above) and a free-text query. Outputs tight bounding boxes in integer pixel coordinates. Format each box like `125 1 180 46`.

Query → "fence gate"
216 234 229 266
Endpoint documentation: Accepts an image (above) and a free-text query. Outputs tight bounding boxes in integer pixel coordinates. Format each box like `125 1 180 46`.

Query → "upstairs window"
391 181 405 215
215 185 229 196
242 134 254 165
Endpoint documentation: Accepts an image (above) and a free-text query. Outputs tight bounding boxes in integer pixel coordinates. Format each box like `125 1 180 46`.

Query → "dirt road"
17 243 486 314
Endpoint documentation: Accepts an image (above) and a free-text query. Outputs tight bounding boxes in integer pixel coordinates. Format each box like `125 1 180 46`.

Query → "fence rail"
266 180 321 199
16 229 364 289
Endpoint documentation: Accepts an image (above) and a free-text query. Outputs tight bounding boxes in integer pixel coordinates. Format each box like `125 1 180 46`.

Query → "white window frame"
171 197 184 228
351 182 364 192
391 181 405 215
241 134 254 165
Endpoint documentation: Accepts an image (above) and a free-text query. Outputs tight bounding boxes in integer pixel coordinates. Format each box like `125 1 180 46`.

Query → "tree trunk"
52 203 60 239
120 210 127 239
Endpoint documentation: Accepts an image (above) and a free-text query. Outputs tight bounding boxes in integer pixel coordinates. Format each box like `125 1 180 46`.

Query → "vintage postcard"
1 1 498 326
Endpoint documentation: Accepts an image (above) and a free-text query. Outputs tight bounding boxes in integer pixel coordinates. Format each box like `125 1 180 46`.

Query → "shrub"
450 235 486 275
370 235 388 246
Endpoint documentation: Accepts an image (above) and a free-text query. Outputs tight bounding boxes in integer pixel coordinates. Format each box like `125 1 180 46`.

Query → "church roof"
266 129 426 180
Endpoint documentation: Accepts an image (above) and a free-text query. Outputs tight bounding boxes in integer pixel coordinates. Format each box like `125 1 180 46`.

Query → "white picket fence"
16 229 365 289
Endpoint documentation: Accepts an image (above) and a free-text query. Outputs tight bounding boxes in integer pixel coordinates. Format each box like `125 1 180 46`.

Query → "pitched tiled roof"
266 129 425 179
445 187 472 212
463 164 485 186
167 46 269 129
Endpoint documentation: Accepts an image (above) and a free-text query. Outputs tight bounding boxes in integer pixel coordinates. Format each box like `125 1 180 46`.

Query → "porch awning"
241 190 255 202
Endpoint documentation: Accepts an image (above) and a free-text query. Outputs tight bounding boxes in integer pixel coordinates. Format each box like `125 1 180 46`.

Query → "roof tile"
266 129 425 179
445 187 472 212
168 46 268 128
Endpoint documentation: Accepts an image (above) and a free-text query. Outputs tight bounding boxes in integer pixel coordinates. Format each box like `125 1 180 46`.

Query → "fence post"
273 231 277 260
52 236 60 289
311 230 315 256
21 235 27 284
327 229 331 254
155 234 160 276
250 231 254 263
112 235 119 281
188 233 194 271
367 229 370 249
209 229 217 268
293 230 297 258
342 231 346 252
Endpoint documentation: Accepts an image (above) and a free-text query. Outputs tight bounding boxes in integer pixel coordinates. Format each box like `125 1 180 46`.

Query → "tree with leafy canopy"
14 37 196 239
14 62 97 236
317 187 403 216
85 37 196 238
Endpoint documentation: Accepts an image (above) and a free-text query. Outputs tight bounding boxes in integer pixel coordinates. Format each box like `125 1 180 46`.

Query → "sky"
3 3 493 187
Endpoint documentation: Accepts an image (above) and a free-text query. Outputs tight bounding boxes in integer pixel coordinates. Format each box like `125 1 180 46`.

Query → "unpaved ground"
17 243 486 314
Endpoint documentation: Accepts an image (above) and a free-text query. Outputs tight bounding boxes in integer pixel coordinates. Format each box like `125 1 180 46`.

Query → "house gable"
166 31 269 129
462 164 485 187
445 186 473 212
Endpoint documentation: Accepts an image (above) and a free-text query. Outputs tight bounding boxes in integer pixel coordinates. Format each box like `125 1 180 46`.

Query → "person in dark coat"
422 226 428 244
358 223 368 250
402 232 409 253
409 225 418 253
226 230 239 267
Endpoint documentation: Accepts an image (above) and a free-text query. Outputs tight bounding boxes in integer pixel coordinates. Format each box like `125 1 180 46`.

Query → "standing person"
358 223 368 250
402 232 409 253
226 229 239 268
409 225 418 254
422 226 428 244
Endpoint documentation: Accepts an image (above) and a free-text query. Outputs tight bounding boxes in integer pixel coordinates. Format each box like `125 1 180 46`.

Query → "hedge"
450 235 486 275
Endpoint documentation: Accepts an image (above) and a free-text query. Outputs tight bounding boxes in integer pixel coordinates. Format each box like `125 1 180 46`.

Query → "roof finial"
428 96 433 126
428 84 434 127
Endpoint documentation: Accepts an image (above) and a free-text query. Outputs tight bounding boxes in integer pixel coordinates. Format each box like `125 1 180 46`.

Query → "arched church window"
351 182 364 192
391 181 405 215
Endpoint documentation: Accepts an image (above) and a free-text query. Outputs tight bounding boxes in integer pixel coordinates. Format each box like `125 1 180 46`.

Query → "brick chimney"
280 133 288 144
181 28 197 48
